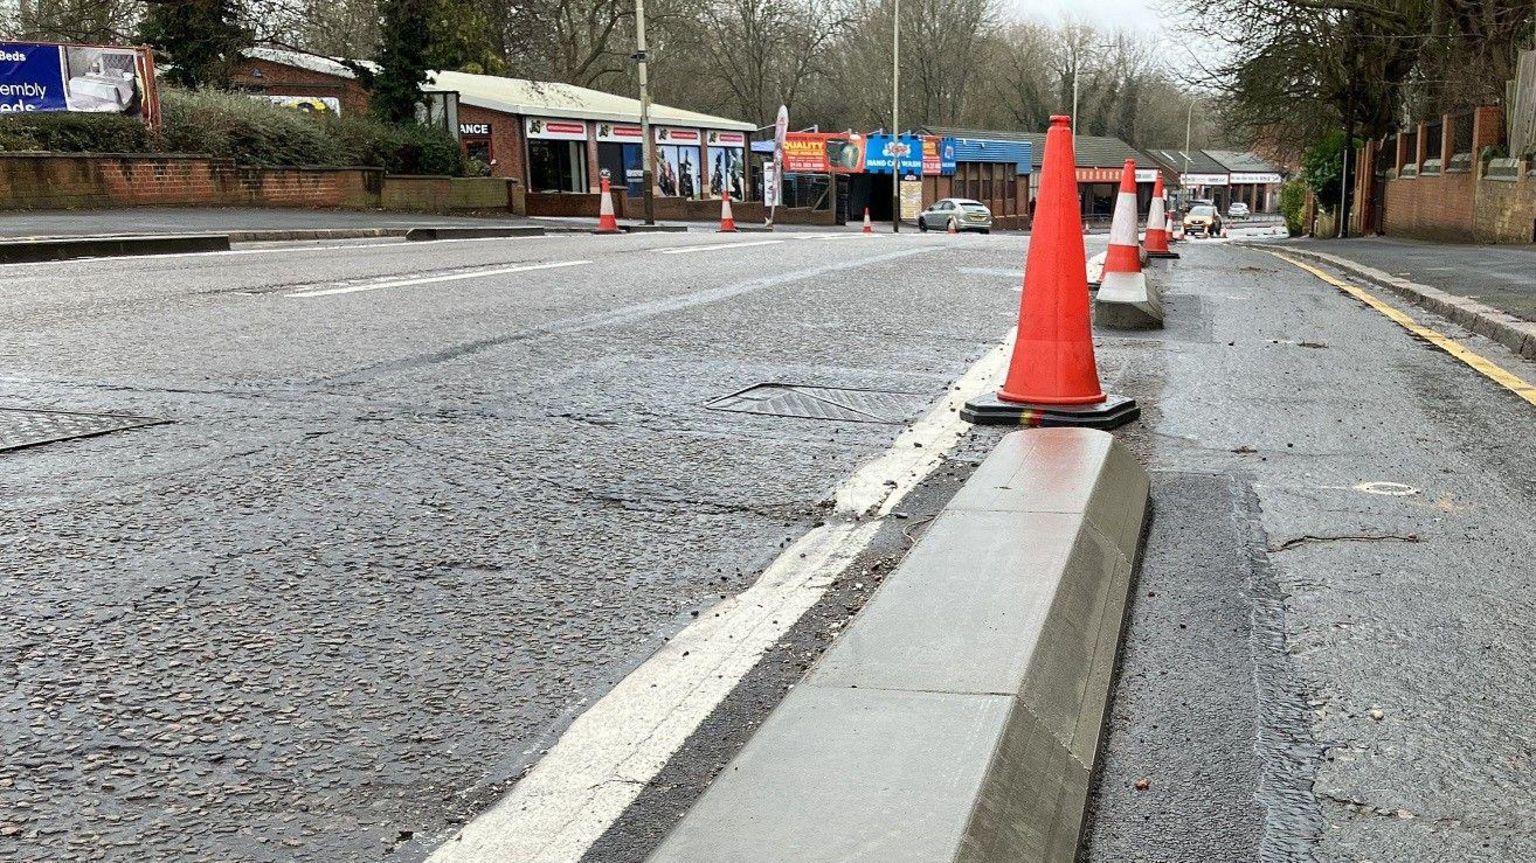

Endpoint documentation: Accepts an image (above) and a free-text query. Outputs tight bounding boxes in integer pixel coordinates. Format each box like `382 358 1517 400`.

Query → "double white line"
285 260 591 298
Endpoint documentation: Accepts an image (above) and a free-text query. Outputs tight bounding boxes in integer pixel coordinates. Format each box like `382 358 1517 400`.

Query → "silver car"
917 198 993 233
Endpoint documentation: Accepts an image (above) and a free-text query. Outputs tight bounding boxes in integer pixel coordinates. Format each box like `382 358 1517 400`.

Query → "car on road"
917 198 993 233
1228 201 1250 219
1183 204 1223 237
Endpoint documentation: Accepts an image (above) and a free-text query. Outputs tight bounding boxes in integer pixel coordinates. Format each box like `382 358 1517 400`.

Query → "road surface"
2 225 1533 862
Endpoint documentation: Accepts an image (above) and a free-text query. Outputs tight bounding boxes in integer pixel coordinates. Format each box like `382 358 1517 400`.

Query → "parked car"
917 198 993 233
1228 201 1250 219
1183 204 1223 237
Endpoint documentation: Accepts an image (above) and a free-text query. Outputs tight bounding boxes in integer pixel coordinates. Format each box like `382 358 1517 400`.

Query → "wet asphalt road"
3 225 1534 863
0 227 1060 862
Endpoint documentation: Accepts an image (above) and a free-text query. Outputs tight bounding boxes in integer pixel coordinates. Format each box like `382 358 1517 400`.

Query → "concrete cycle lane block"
0 234 229 263
404 226 546 241
647 428 1149 863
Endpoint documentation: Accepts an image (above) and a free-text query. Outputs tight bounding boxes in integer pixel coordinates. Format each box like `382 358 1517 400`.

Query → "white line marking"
285 260 590 297
654 239 784 255
425 335 1013 863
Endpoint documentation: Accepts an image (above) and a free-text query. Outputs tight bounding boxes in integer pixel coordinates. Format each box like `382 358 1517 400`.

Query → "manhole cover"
0 408 169 452
706 384 930 424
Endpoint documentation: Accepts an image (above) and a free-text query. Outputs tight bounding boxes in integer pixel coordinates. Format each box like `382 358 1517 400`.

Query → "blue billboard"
864 134 924 174
0 42 151 117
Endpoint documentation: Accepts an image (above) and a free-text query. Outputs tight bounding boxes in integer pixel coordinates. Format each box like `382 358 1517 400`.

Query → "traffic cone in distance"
1144 175 1178 259
862 207 873 234
1094 159 1164 330
947 216 958 235
961 116 1139 429
596 176 622 234
718 188 738 233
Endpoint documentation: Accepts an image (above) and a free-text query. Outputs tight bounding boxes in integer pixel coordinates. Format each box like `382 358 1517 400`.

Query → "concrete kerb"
404 226 546 241
0 234 230 264
646 427 1150 863
1260 244 1536 361
228 228 410 242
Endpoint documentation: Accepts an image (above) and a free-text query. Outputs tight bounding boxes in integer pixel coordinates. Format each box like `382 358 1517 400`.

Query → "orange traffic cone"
718 188 738 233
1094 159 1164 329
862 207 873 234
946 215 958 235
961 116 1139 429
1143 174 1178 259
595 176 621 234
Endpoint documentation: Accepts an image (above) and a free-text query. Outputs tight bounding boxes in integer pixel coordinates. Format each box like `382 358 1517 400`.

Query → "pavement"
2 219 1534 863
1291 236 1536 321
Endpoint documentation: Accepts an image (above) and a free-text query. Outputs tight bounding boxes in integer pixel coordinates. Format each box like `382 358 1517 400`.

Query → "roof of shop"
1142 148 1229 174
240 49 754 132
242 47 379 79
1204 150 1284 173
922 126 1145 170
428 70 755 131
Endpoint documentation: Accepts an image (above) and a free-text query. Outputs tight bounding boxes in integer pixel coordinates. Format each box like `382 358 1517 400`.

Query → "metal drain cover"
706 384 930 424
1 408 169 452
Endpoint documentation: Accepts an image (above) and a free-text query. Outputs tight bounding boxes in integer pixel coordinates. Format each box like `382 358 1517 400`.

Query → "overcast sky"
1009 0 1170 35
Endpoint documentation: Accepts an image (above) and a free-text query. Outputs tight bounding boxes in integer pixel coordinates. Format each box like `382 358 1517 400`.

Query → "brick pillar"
1394 132 1407 173
1415 121 1429 170
584 121 601 192
1441 114 1455 162
1471 105 1504 154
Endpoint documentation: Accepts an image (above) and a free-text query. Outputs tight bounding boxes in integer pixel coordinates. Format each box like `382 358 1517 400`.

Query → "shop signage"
864 134 923 174
459 122 491 136
1230 171 1283 184
655 126 701 144
0 41 158 123
525 117 588 140
1181 172 1230 186
1136 168 1159 183
706 130 746 146
596 122 643 142
922 136 957 175
782 131 865 174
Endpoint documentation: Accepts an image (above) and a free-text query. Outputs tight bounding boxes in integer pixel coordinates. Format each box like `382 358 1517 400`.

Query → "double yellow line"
1269 251 1536 408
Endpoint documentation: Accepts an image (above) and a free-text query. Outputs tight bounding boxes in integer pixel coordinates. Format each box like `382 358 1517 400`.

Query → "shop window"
465 140 492 177
598 142 644 196
656 145 701 197
528 139 587 192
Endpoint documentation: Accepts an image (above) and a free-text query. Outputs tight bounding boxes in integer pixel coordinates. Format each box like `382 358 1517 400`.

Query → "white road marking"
285 260 590 297
654 239 784 254
425 336 1014 863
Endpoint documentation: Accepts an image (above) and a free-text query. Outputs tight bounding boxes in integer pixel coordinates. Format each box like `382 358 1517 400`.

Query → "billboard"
783 132 865 174
865 134 923 174
0 42 158 123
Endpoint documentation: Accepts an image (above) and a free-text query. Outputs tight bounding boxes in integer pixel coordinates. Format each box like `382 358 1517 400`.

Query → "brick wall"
1474 164 1536 243
231 58 372 117
0 153 520 215
527 191 628 218
458 103 525 182
1382 171 1479 241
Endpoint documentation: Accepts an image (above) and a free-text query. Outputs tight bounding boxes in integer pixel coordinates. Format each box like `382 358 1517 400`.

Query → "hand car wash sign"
0 41 158 122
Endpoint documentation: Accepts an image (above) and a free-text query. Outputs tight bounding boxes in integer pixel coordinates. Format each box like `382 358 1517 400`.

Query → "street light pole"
891 0 900 233
635 0 655 225
1183 97 1195 207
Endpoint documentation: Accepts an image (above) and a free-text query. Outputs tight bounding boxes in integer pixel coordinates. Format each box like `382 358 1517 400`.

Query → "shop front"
1075 165 1164 220
525 116 589 193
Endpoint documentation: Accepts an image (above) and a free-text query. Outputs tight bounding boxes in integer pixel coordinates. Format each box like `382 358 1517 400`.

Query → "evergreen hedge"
0 87 464 176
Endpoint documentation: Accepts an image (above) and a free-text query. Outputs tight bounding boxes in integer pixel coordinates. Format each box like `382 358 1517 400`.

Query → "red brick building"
228 51 756 205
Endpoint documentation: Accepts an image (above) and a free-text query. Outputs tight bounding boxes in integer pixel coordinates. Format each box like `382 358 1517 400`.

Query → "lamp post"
1182 97 1195 208
891 0 900 233
635 0 655 225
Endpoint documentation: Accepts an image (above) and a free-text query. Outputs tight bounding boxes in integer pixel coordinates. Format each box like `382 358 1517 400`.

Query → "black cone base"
961 392 1140 429
1146 250 1180 259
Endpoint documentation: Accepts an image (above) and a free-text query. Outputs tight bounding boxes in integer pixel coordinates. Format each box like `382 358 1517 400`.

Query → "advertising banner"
707 143 745 200
656 142 701 197
782 132 865 174
655 126 701 145
596 122 643 143
900 178 923 220
763 158 781 207
865 134 923 174
1230 171 1283 184
1181 172 1229 186
0 41 156 122
526 117 588 140
266 94 341 114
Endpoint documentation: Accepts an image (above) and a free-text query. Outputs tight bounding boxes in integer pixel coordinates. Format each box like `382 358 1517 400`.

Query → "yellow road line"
1269 251 1536 408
